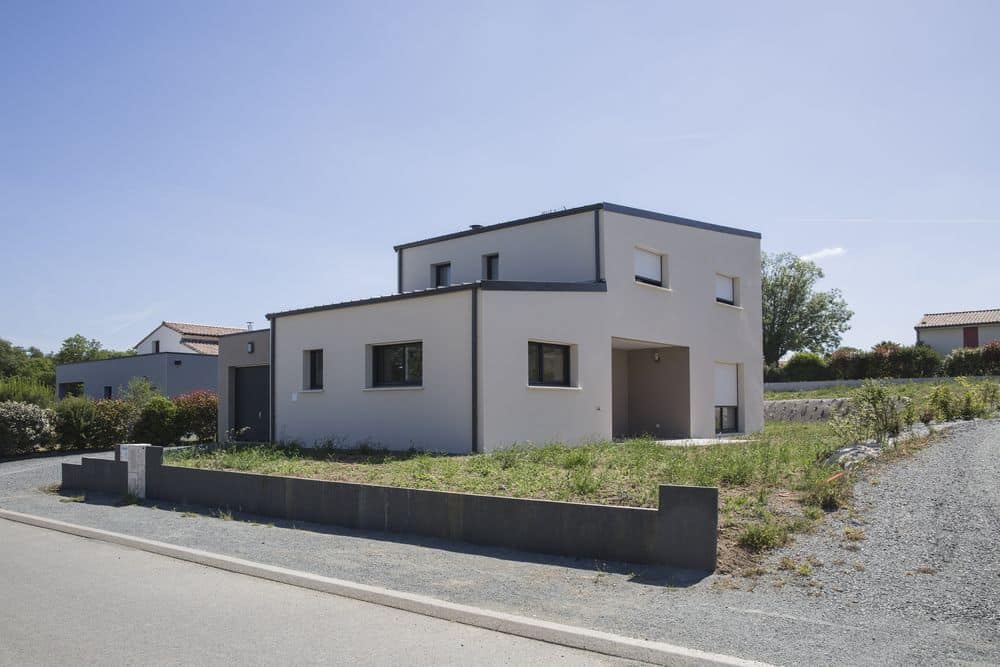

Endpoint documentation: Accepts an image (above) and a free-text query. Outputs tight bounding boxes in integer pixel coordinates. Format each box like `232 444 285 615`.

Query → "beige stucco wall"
273 290 474 453
917 325 1000 356
399 211 597 291
217 330 271 440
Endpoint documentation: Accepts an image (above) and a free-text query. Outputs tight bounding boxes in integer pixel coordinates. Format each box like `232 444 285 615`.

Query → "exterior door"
963 326 979 348
234 366 269 442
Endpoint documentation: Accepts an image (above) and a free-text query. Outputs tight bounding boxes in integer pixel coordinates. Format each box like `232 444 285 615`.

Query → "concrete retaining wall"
764 398 851 422
61 446 718 570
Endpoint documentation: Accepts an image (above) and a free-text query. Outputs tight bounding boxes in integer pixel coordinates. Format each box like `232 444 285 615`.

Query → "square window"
483 253 499 280
528 342 571 386
372 342 422 387
304 349 323 390
715 274 736 305
433 263 451 288
634 248 665 287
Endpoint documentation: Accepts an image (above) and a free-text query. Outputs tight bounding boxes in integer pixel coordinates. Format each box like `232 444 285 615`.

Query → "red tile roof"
916 309 1000 328
162 321 246 337
180 339 221 355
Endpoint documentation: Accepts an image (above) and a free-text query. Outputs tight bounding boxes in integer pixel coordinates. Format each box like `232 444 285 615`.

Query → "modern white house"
267 203 763 453
135 321 248 356
915 309 1000 356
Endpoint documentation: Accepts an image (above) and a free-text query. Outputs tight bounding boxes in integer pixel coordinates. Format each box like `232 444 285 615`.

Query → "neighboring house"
915 309 1000 356
55 321 245 400
267 202 763 453
217 329 271 442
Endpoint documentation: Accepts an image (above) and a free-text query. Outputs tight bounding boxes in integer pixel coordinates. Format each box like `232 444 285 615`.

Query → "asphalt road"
0 520 632 666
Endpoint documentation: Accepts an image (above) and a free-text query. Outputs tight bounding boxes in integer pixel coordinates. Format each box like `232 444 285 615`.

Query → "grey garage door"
234 366 269 442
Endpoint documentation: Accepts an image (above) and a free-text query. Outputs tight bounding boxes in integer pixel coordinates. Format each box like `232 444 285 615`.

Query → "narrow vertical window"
483 254 499 280
433 262 451 288
715 274 736 305
103 386 113 399
153 340 160 353
305 349 323 390
634 248 664 287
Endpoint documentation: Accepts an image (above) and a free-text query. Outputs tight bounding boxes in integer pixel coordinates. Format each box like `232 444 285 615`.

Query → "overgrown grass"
166 421 844 509
764 377 993 402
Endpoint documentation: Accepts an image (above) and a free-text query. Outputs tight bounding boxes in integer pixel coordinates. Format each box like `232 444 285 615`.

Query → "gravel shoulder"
1 422 998 666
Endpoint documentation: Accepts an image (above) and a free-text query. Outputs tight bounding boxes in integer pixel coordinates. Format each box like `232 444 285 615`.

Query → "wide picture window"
373 342 423 386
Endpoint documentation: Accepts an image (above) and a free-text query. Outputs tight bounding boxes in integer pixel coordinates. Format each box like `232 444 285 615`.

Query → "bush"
738 519 789 552
782 352 828 381
120 377 159 411
54 396 97 448
929 384 955 421
764 363 785 382
827 347 864 380
0 377 55 409
174 391 218 443
984 341 1000 375
829 380 904 445
0 401 56 456
977 380 1000 413
91 400 137 449
132 395 181 446
944 343 1000 377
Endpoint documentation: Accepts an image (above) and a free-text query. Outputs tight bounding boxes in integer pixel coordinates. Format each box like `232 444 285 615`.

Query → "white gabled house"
915 309 1000 356
266 203 764 453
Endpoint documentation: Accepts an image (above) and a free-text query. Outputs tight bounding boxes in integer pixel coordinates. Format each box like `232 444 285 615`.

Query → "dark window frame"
634 248 665 287
307 349 323 390
715 406 738 433
635 274 663 287
528 342 571 387
715 274 736 305
372 342 423 387
483 253 499 280
103 386 113 399
433 262 451 288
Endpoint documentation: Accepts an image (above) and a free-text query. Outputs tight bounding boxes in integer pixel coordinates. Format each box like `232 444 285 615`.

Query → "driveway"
1 422 998 666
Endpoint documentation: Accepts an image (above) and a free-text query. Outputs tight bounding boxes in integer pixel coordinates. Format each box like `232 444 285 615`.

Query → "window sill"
363 386 424 392
715 301 743 310
526 384 582 391
635 280 672 293
299 389 324 393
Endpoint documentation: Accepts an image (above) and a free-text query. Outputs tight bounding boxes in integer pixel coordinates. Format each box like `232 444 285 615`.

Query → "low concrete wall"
61 447 718 570
764 398 851 422
765 375 1000 393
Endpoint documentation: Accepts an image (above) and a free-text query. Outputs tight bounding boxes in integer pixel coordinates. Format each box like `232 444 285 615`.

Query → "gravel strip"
1 422 998 666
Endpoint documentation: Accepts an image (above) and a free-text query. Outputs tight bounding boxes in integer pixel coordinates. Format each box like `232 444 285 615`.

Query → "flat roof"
266 280 607 320
393 202 761 251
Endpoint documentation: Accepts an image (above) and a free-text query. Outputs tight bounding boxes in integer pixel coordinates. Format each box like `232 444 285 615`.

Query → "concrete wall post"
117 444 153 499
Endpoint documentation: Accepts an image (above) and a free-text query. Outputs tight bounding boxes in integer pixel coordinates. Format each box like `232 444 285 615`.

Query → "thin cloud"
801 247 846 261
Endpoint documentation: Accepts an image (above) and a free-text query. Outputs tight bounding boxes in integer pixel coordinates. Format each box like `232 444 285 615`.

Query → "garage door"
234 366 269 442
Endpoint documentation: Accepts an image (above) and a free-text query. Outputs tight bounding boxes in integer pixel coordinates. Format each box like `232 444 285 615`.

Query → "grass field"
764 376 994 401
166 421 868 572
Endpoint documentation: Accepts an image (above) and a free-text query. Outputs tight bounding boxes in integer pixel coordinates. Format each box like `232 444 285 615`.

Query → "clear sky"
2 1 998 353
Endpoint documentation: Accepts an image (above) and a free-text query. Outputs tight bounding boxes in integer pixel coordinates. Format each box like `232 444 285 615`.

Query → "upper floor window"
483 253 499 281
634 247 666 287
153 340 160 353
305 349 323 390
372 342 423 387
715 274 737 306
528 342 571 387
433 262 451 288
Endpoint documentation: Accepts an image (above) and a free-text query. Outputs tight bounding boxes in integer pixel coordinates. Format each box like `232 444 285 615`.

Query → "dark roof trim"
392 202 760 251
266 281 607 320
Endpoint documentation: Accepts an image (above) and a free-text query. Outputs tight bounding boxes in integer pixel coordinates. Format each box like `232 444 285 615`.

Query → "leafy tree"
53 334 133 365
0 338 30 377
762 252 853 365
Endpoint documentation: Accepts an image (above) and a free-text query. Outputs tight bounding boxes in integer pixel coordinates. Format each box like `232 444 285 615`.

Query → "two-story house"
266 203 763 452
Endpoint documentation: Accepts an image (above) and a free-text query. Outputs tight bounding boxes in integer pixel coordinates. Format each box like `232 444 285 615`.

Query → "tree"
762 252 853 365
52 334 133 365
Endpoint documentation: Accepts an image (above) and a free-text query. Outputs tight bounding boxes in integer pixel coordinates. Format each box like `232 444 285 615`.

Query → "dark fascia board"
54 351 209 369
392 202 760 251
266 281 607 320
216 328 271 339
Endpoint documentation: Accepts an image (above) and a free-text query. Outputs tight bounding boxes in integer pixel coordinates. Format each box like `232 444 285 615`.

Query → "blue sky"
2 1 998 353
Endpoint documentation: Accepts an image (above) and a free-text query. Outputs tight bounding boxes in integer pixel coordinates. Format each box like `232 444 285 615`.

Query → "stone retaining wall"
61 445 719 571
764 398 851 422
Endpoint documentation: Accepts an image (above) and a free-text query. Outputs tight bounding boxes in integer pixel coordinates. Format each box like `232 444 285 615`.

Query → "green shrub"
132 395 181 446
943 343 1000 377
91 400 137 449
827 347 865 380
798 466 852 510
830 380 904 445
0 401 56 456
738 518 789 551
929 384 956 421
977 380 1000 413
54 396 97 448
120 377 159 411
174 391 218 443
984 341 1000 375
782 352 828 381
764 363 785 382
0 377 54 409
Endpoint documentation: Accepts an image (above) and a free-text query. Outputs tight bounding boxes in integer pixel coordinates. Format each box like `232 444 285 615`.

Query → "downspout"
269 317 276 443
397 249 403 293
593 209 602 282
471 285 479 453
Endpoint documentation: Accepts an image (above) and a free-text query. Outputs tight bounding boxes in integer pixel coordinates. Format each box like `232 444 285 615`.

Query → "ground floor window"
103 386 112 399
528 342 570 386
373 342 423 386
715 406 738 433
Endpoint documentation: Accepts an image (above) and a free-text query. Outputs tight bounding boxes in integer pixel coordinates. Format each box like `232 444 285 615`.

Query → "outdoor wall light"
247 342 255 354
653 352 661 362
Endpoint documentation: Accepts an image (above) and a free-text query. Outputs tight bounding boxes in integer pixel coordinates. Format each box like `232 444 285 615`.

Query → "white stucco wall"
135 324 186 354
399 211 597 291
917 325 1000 356
273 290 473 453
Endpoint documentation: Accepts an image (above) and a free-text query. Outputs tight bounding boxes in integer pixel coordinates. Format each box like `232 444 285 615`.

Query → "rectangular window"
634 248 664 286
715 274 736 305
714 362 739 433
528 342 571 387
153 340 160 353
372 342 423 387
483 254 499 280
305 349 323 390
433 262 451 288
103 386 113 399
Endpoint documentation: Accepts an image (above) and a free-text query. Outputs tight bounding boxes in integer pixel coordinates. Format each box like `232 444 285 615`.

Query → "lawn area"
166 421 867 572
764 376 994 402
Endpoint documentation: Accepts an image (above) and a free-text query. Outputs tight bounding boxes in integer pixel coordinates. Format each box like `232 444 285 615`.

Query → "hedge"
768 342 959 382
0 401 56 456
